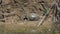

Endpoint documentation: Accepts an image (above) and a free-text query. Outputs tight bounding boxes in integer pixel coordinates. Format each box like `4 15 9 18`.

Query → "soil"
0 0 54 30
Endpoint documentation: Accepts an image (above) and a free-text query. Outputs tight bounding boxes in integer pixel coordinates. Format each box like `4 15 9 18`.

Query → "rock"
27 13 40 21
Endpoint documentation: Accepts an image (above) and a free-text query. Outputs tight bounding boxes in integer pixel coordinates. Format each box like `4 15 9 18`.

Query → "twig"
36 8 51 28
36 0 56 28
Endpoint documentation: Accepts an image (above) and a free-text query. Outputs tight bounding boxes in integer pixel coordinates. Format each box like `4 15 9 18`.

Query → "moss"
42 9 47 15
